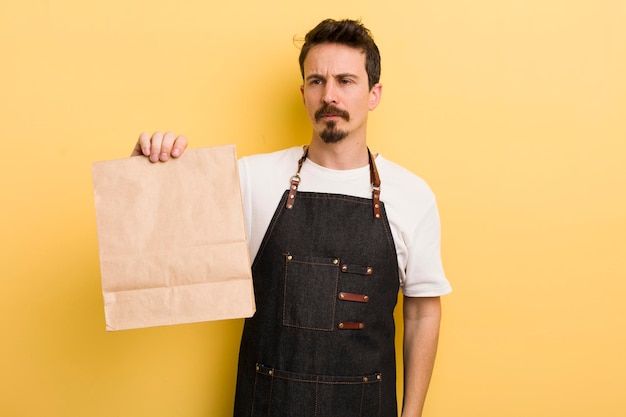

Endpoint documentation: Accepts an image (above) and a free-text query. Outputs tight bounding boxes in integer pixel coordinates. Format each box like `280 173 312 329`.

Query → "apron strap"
369 149 382 219
286 146 308 209
286 146 382 219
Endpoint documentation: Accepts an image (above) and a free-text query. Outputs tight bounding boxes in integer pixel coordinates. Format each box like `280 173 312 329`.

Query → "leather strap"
340 264 374 276
285 146 308 210
338 321 365 330
338 292 370 303
369 149 381 219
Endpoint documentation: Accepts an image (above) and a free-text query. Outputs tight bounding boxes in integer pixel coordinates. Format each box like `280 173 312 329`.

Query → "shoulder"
376 155 436 207
238 146 306 199
376 155 441 248
239 146 303 170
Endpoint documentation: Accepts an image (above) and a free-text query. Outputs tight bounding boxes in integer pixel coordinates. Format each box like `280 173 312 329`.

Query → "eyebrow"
305 72 361 81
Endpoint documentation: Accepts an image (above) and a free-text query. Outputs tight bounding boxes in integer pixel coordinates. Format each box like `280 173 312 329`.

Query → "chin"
319 122 348 144
320 132 348 144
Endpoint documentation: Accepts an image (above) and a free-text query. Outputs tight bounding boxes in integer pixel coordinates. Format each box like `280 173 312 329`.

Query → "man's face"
301 43 381 144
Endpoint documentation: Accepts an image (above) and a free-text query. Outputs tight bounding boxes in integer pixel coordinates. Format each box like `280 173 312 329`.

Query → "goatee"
320 121 348 143
315 104 350 144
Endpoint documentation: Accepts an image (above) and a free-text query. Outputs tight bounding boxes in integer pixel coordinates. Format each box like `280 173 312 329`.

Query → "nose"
322 81 337 104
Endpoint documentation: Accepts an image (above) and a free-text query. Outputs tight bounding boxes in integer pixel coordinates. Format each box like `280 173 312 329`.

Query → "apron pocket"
283 254 340 331
252 364 382 417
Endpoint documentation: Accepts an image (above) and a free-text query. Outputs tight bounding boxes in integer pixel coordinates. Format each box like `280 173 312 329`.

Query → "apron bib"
234 149 400 417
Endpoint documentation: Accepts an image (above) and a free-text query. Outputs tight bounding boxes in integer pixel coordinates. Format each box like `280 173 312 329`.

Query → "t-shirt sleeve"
401 199 452 297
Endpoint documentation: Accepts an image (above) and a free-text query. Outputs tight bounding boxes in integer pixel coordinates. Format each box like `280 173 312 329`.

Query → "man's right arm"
131 131 188 162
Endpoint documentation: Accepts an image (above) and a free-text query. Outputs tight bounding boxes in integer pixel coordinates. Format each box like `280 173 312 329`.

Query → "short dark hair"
298 19 381 90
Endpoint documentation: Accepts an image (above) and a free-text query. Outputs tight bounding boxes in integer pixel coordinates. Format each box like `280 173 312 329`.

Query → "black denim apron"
234 148 400 417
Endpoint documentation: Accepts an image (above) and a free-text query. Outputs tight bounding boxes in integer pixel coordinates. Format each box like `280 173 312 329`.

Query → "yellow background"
2 1 625 416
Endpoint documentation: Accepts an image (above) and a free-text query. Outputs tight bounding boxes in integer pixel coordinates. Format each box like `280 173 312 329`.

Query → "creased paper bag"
92 145 255 331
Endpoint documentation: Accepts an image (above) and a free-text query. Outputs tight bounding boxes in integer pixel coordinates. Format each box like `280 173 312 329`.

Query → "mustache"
315 104 350 122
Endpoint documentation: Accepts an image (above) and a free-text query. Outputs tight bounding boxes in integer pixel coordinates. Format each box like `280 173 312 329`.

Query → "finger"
149 131 164 163
132 132 152 157
171 135 188 158
158 132 176 161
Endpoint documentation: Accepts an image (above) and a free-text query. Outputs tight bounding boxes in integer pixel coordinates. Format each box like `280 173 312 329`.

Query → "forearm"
401 296 442 417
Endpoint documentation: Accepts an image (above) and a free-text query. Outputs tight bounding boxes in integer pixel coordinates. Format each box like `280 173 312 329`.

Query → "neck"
306 136 369 170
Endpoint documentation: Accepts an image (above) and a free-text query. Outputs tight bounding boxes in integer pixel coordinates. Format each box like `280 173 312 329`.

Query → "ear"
368 83 382 111
300 85 305 104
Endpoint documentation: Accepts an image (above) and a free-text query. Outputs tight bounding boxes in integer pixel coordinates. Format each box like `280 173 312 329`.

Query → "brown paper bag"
92 145 255 331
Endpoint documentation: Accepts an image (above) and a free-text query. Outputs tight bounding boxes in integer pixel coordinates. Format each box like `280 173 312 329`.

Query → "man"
132 19 451 417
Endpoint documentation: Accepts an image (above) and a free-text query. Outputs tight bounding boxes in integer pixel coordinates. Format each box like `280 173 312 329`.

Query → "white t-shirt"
238 146 451 297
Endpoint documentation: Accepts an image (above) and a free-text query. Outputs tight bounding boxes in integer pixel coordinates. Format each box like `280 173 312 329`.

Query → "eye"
339 78 353 85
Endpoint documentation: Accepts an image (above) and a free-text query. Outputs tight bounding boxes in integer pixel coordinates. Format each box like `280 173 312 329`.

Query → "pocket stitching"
282 255 339 331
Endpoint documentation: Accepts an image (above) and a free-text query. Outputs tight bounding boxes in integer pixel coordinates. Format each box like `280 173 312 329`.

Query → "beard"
315 104 350 144
319 121 349 143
